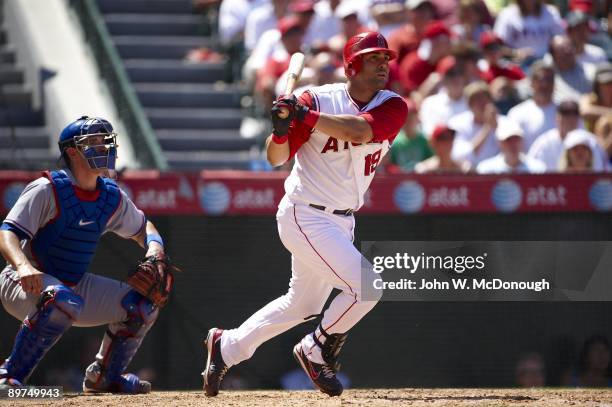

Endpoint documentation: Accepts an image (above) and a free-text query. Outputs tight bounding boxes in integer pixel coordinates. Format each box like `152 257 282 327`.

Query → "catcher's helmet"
58 116 118 170
343 31 397 77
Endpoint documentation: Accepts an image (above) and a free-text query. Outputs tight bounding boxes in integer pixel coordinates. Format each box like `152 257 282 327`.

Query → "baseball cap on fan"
289 0 315 14
496 120 524 141
422 20 451 40
569 0 593 12
405 0 433 10
595 64 612 84
278 16 303 37
480 31 504 49
563 129 593 150
431 124 456 141
335 1 361 19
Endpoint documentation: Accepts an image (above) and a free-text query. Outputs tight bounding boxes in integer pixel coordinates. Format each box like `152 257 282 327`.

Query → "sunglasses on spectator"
558 109 580 116
436 132 455 141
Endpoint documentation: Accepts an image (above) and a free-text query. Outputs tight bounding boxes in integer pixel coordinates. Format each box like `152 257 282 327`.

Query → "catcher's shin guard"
1 285 83 384
83 290 157 393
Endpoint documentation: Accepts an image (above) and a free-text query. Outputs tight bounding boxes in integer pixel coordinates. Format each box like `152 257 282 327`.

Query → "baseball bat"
278 52 306 119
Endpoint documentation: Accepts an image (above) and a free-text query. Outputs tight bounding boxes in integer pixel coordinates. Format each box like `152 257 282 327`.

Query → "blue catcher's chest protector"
31 170 121 285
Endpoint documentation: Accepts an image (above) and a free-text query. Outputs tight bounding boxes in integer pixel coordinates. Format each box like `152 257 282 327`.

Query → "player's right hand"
16 263 44 294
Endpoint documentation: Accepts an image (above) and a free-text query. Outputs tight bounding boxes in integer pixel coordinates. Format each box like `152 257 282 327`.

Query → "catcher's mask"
58 116 118 171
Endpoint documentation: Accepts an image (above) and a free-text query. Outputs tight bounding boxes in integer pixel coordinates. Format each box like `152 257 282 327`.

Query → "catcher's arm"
133 220 165 257
128 220 180 308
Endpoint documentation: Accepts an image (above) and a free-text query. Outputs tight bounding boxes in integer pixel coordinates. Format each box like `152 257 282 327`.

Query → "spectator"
476 120 546 173
568 0 612 61
452 0 491 45
415 125 471 173
580 64 612 131
243 11 313 85
399 21 452 94
388 0 438 65
593 114 612 166
571 335 612 387
278 52 342 96
255 16 305 107
370 0 409 38
559 129 596 172
493 0 564 66
218 0 268 45
515 352 546 388
528 100 608 171
289 0 317 48
419 56 469 135
389 99 433 171
244 0 289 51
507 62 557 150
307 0 342 49
489 76 522 115
448 81 507 165
479 32 525 85
483 0 509 16
452 42 483 85
565 11 607 79
327 2 370 59
549 34 593 105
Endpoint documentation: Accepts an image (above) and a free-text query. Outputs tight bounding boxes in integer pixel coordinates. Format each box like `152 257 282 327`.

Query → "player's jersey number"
364 149 382 176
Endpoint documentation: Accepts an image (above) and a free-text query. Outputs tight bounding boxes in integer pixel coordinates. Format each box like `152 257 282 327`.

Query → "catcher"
0 116 178 393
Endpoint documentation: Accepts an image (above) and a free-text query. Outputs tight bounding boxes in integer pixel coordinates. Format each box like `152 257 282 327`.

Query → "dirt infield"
3 388 612 407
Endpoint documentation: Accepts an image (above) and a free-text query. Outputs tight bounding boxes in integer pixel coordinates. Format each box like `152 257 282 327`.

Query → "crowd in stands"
213 0 612 173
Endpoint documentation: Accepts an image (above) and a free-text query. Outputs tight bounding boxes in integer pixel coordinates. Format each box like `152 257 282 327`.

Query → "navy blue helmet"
58 116 118 170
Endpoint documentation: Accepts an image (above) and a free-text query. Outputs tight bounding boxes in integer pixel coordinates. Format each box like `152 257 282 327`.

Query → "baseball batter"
0 117 168 393
203 32 408 397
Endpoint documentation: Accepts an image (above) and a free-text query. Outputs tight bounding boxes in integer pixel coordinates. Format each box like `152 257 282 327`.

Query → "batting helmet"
58 116 118 171
343 31 397 77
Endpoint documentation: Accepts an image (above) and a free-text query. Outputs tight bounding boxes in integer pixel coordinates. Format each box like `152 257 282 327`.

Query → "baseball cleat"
293 343 343 397
0 377 23 389
202 327 228 397
82 362 151 394
0 363 23 389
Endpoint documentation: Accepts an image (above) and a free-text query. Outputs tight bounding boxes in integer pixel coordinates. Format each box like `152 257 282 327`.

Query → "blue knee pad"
96 290 158 380
1 285 83 383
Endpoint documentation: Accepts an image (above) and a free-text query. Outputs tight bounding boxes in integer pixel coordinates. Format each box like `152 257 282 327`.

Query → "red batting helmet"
343 31 397 77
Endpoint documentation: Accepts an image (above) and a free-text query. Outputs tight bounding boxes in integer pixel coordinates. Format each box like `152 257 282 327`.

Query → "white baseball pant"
220 196 382 366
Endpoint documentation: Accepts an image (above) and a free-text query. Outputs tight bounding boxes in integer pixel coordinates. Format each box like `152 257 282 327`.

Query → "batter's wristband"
146 233 164 248
303 110 320 128
272 134 288 144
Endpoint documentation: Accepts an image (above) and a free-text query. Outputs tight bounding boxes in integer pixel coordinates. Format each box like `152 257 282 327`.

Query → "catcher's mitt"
127 253 181 307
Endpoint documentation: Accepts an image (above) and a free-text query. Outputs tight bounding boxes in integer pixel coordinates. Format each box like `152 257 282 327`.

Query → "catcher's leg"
69 273 158 394
0 285 83 385
83 290 158 394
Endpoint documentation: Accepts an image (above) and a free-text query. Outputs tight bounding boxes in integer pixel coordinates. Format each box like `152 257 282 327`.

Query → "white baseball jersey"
219 83 407 368
284 83 403 210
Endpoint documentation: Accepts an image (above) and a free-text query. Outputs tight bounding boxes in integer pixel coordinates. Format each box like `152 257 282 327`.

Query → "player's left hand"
271 96 296 135
127 253 181 308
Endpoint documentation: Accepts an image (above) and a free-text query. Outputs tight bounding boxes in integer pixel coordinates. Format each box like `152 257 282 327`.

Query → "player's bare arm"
0 230 43 294
133 220 165 257
305 113 373 144
265 134 290 167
